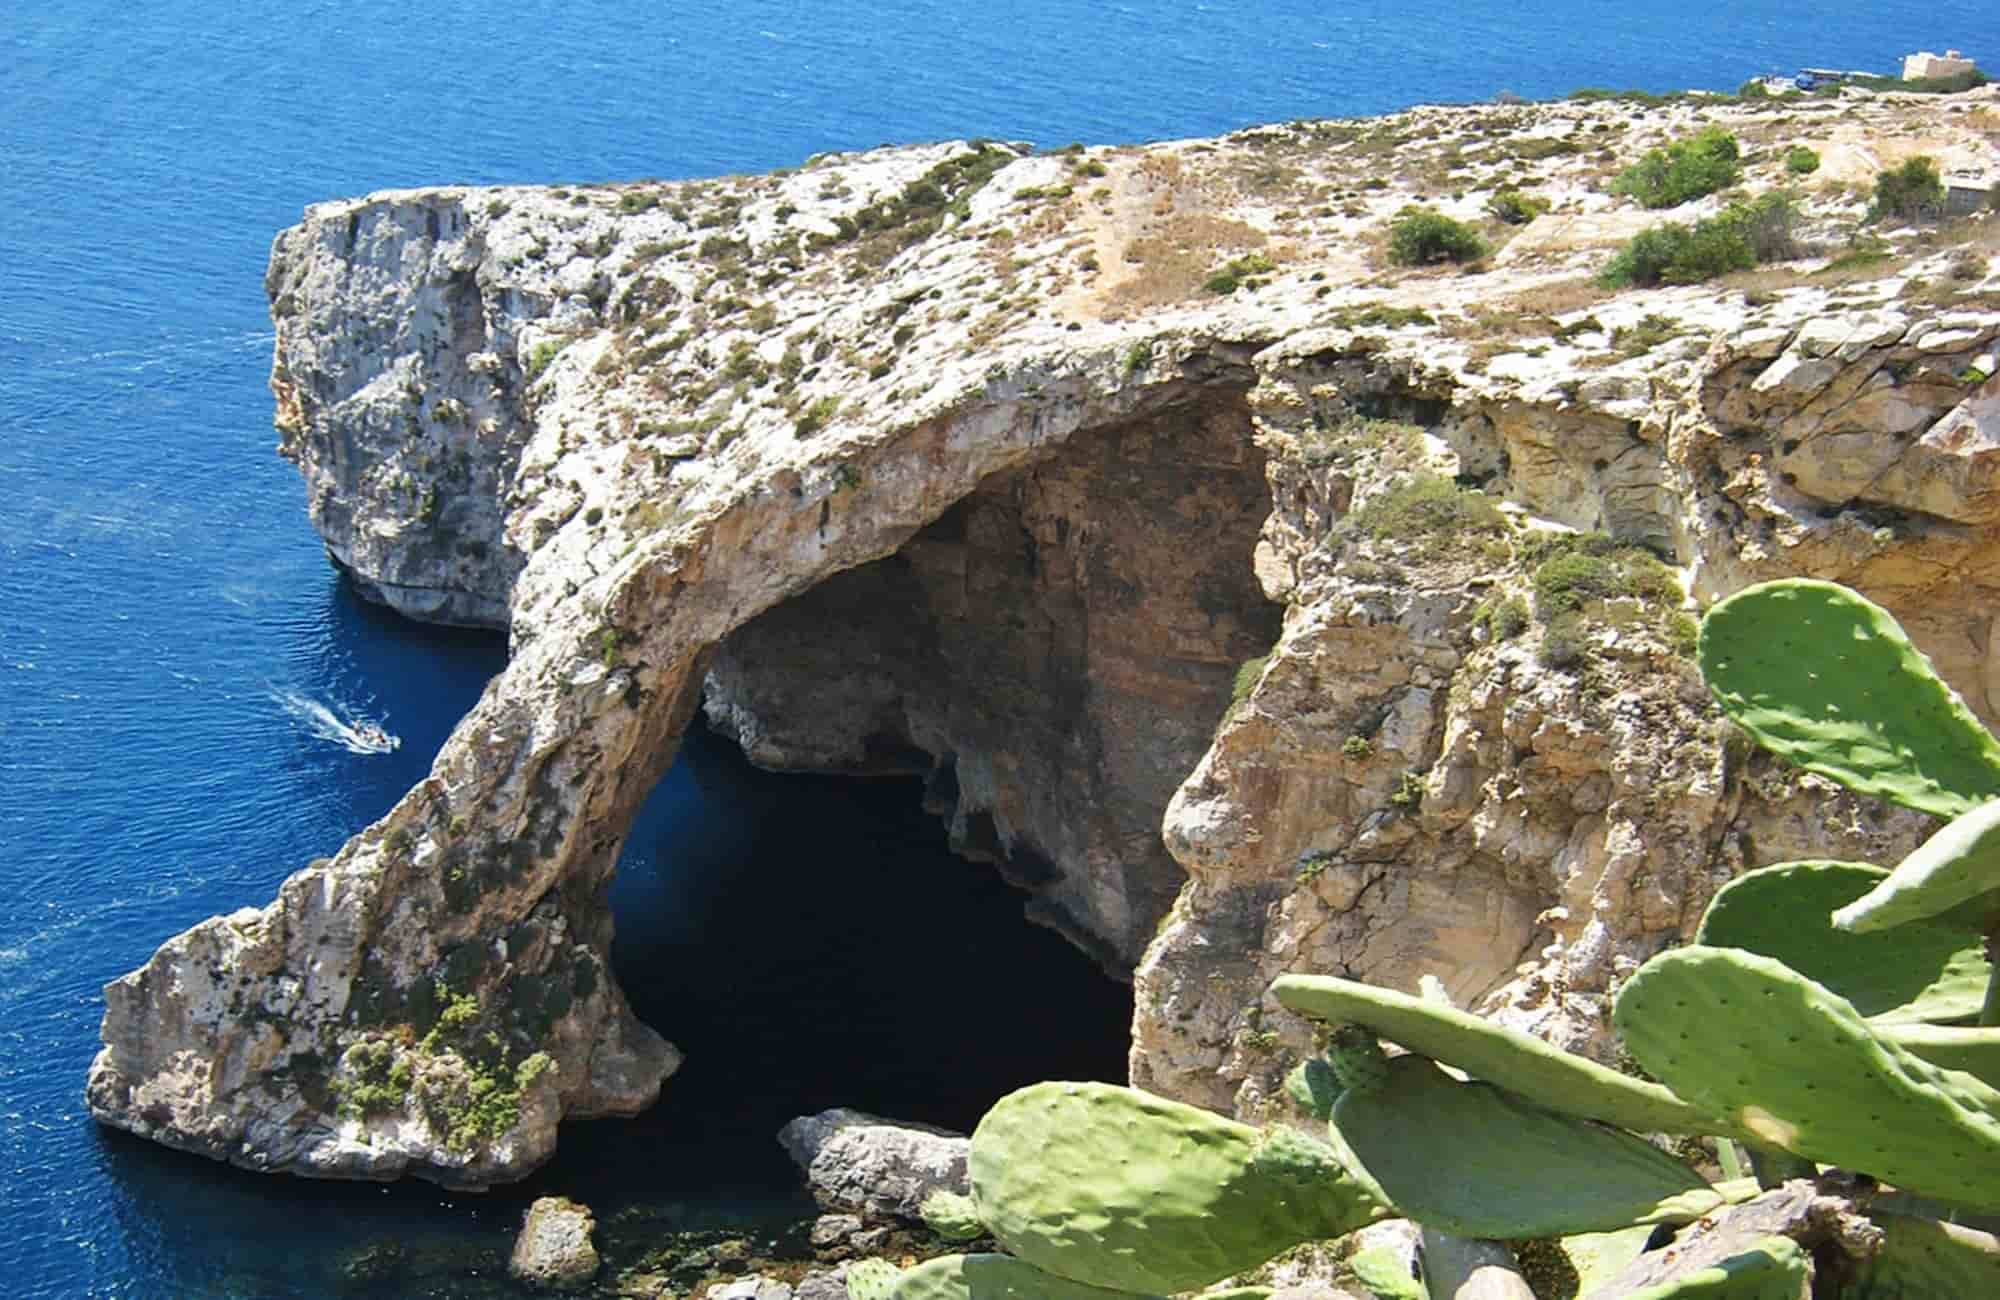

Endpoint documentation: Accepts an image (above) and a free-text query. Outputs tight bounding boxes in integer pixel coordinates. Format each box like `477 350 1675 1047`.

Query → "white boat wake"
270 687 400 754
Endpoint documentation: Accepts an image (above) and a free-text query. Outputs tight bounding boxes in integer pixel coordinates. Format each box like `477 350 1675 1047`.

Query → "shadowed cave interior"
549 718 1136 1207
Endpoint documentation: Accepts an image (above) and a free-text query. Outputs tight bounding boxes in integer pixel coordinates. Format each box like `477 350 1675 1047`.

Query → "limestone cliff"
90 85 2000 1184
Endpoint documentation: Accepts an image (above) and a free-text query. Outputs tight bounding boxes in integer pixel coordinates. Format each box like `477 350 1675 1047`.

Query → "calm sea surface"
0 2 1983 1293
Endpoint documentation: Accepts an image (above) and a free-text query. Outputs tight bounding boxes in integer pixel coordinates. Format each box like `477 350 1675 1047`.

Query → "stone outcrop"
509 1196 601 1291
88 85 2000 1182
777 1109 971 1224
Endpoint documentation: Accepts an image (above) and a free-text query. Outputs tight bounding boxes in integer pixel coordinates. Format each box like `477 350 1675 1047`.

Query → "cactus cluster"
850 580 2000 1300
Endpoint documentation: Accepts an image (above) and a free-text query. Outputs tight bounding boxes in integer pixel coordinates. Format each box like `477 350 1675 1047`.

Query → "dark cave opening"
534 719 1133 1210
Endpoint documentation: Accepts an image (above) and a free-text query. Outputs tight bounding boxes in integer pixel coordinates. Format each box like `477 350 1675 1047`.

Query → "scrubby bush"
1784 146 1820 175
1870 156 1945 222
1485 188 1549 226
1600 192 1798 287
1610 126 1741 209
1203 252 1277 294
1386 208 1490 266
1349 473 1508 549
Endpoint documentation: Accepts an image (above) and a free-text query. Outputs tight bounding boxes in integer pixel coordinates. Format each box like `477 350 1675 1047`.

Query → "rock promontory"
89 84 2000 1183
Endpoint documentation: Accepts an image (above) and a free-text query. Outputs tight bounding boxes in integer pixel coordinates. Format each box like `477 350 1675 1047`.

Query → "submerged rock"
510 1196 601 1291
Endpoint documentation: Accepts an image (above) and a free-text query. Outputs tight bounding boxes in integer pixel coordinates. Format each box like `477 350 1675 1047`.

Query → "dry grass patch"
1107 213 1271 312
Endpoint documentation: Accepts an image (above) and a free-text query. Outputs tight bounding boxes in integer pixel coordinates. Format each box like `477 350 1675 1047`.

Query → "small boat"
351 722 400 753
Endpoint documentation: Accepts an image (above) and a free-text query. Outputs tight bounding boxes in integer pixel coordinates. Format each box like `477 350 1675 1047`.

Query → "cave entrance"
543 724 1133 1209
535 391 1279 1211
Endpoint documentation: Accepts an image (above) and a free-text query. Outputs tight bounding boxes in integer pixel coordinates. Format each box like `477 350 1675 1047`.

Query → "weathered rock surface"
88 85 2000 1181
509 1196 601 1291
706 1278 793 1300
777 1108 970 1224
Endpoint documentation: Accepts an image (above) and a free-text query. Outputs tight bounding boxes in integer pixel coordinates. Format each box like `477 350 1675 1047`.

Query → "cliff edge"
90 86 2000 1185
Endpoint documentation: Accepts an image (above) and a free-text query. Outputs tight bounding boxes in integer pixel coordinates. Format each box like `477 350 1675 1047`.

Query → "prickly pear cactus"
1273 973 1720 1136
1561 1223 1658 1294
1326 1025 1390 1094
967 1081 1382 1294
1328 1055 1719 1239
1623 1235 1809 1299
847 1258 905 1300
1833 798 2000 934
1855 1213 2000 1298
1348 1245 1425 1300
1695 860 1989 1021
1877 1022 2000 1088
1283 1055 1341 1121
880 1253 1162 1300
1698 578 2000 820
919 1190 985 1242
1614 946 2000 1210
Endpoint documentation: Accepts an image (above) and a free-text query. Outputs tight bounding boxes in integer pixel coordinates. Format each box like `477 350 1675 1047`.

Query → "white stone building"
1903 49 1978 81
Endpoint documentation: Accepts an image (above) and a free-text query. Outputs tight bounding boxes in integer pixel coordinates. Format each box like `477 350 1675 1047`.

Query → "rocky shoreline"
87 78 2000 1211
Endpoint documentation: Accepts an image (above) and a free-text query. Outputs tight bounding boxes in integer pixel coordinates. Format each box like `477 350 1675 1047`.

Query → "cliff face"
90 86 2000 1184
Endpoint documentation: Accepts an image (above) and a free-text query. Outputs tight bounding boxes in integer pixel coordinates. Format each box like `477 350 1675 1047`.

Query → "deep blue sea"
1 2 1986 1294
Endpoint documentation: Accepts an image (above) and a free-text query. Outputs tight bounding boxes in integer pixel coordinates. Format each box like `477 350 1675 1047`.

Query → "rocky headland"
87 83 2000 1191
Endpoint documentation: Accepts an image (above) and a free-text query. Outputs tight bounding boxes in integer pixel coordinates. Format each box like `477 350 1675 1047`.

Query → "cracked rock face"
89 89 2000 1183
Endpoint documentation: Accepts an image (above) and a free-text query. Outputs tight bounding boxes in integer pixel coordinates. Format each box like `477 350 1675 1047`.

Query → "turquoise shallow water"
1 2 1985 1294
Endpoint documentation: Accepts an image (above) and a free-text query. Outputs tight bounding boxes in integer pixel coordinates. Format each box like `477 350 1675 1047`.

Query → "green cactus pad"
1622 1236 1808 1299
1283 1056 1341 1121
1614 946 2000 1209
1855 1213 2000 1298
1877 1023 2000 1088
1329 1055 1718 1239
1327 1025 1391 1094
1698 579 2000 820
1200 1291 1275 1300
967 1082 1382 1294
919 1190 986 1242
882 1254 1161 1300
1696 861 1989 1022
1273 973 1721 1136
847 1258 905 1300
1562 1223 1659 1294
1349 1245 1425 1300
1833 799 2000 934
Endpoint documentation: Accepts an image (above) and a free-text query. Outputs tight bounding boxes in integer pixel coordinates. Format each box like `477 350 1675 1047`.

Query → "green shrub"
1231 655 1270 709
1611 313 1683 357
1203 252 1277 295
1349 474 1508 550
1477 595 1530 642
1532 553 1623 618
1600 219 1752 287
792 395 841 438
1386 208 1490 267
1600 192 1797 287
1610 127 1741 208
1537 611 1591 668
1485 188 1549 226
1783 146 1820 176
524 340 564 381
1870 156 1946 222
